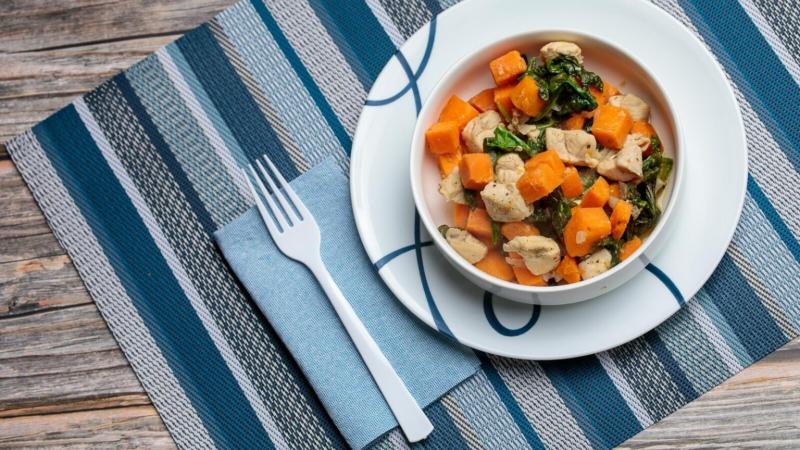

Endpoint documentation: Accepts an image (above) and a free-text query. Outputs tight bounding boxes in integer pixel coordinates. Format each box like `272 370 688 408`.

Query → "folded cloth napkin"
214 158 480 449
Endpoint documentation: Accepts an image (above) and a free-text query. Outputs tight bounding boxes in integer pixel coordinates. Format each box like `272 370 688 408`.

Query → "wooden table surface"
1 1 798 448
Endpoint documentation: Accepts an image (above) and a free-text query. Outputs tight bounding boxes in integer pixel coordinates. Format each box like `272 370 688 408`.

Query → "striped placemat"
7 0 800 449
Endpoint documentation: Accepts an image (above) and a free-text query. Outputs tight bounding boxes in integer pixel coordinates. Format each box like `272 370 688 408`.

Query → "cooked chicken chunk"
608 94 650 121
503 236 561 275
462 110 502 152
495 153 525 184
445 228 488 264
540 41 583 64
438 167 467 204
545 127 602 167
596 137 644 182
578 249 613 280
480 182 532 222
624 133 650 152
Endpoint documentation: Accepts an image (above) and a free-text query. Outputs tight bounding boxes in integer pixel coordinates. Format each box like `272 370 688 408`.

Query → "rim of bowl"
410 29 686 297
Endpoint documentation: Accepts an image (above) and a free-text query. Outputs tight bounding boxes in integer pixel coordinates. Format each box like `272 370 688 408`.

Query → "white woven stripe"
489 357 592 450
652 0 800 240
156 47 252 202
365 0 405 48
739 0 800 88
74 98 291 450
596 353 653 428
440 394 485 450
686 296 745 375
6 131 215 450
263 0 366 135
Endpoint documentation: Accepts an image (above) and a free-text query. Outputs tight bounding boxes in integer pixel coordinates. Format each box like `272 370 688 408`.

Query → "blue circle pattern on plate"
365 16 684 341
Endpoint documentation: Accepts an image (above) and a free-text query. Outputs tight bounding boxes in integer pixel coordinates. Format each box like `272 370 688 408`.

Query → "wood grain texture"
0 0 798 448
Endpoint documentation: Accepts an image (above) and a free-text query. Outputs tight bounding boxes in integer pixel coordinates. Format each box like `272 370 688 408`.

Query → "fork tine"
246 165 288 233
254 159 301 224
260 154 310 220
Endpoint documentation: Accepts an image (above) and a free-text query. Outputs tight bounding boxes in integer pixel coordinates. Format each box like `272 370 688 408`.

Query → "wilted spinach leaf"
484 125 533 155
593 237 623 266
526 189 574 237
438 224 450 238
491 221 502 246
463 189 478 209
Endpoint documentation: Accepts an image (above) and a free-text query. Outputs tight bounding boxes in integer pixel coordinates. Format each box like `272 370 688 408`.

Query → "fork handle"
307 259 433 443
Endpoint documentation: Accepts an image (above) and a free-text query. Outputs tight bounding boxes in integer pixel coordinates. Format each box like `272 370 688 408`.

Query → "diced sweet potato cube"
592 104 633 149
610 200 632 240
513 265 547 286
489 50 527 86
561 114 585 130
493 85 514 119
563 207 612 257
561 166 584 198
500 222 539 241
453 204 470 228
620 236 642 261
439 95 479 129
437 148 462 177
555 256 581 284
475 249 515 282
517 164 561 204
525 149 565 175
469 88 497 113
425 121 460 155
466 208 492 241
511 76 546 117
581 176 610 207
460 153 494 190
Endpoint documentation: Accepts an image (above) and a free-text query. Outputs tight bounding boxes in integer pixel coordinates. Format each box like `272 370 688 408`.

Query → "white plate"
350 0 746 360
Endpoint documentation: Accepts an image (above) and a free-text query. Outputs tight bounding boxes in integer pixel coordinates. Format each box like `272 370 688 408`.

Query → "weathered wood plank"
0 406 176 449
0 160 51 241
0 304 148 418
0 255 89 317
621 338 800 449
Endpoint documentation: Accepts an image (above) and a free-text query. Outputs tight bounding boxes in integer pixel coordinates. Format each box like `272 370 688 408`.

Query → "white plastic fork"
243 155 433 443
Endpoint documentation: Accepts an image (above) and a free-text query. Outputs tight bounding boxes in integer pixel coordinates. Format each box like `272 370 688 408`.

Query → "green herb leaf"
484 125 533 155
463 189 478 209
491 221 502 246
593 237 622 266
525 190 573 238
438 224 450 238
579 168 598 190
659 157 674 182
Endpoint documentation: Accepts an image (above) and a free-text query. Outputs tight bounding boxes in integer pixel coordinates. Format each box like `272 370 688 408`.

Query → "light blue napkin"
214 158 480 449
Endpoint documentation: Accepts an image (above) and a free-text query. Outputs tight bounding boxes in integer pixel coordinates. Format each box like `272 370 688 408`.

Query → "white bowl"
410 30 685 305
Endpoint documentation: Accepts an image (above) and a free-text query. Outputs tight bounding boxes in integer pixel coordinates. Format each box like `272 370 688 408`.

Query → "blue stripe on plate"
644 331 698 400
422 402 472 450
33 105 275 450
306 0 396 88
704 253 787 360
645 264 685 306
680 0 800 172
114 74 217 235
373 241 433 270
477 353 546 450
414 212 453 337
176 24 299 179
541 355 642 449
747 175 800 262
482 292 541 337
249 0 353 155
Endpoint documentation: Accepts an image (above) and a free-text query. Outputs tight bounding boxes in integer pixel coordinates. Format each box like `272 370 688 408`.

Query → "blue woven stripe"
747 175 800 262
113 74 218 234
680 0 800 172
177 24 299 179
541 356 641 449
33 105 274 450
249 0 353 155
419 402 471 450
307 0 397 88
705 253 787 360
644 331 698 400
477 353 546 450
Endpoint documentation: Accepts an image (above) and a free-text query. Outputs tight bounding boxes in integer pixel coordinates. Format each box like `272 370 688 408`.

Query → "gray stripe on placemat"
596 352 654 427
440 393 485 450
368 429 411 450
607 338 688 422
216 2 347 171
208 18 310 173
81 83 340 450
124 55 249 226
378 0 436 39
365 0 405 47
6 131 216 450
490 357 593 450
752 0 800 66
262 0 366 135
73 97 292 450
155 47 253 201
